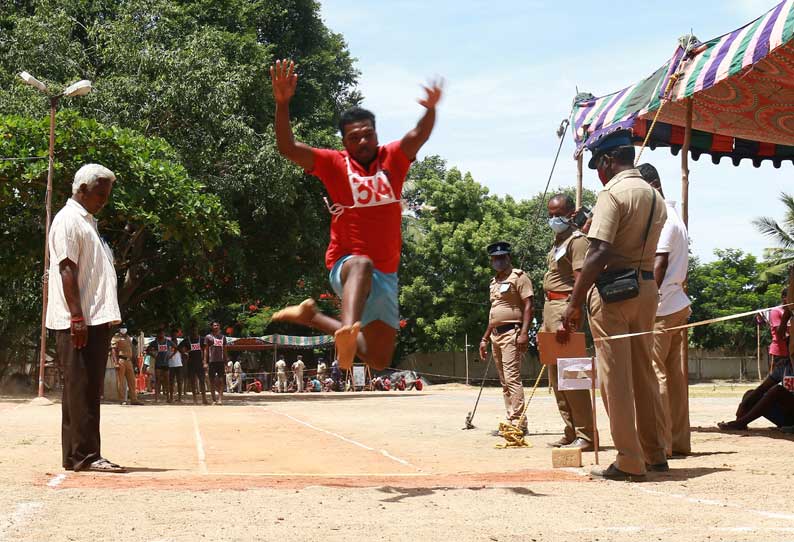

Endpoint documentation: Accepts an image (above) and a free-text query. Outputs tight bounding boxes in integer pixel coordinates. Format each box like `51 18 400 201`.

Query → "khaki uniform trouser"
116 358 138 402
277 372 287 392
490 327 525 426
588 279 666 475
652 305 692 456
542 299 595 443
295 370 304 392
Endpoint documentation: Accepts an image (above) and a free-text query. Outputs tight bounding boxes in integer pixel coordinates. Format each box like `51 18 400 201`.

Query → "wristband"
71 316 85 322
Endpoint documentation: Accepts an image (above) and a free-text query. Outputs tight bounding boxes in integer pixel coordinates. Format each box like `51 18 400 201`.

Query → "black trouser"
58 325 111 471
187 359 207 398
168 366 184 400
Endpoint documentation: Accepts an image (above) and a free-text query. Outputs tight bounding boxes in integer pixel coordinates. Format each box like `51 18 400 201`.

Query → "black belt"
492 323 518 335
640 270 654 280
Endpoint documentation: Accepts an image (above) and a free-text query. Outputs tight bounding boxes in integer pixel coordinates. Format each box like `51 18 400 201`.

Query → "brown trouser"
57 325 111 471
115 358 138 403
652 305 692 456
490 326 525 426
588 279 666 475
542 299 595 443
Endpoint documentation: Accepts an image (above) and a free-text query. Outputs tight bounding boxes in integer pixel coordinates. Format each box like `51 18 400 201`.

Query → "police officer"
562 130 667 481
542 194 595 451
110 324 142 405
479 241 534 433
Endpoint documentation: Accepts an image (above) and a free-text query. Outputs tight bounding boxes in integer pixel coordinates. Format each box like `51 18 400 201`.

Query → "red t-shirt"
308 141 412 274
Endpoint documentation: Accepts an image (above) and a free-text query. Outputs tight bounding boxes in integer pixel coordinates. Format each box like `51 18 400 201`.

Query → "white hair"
72 164 116 195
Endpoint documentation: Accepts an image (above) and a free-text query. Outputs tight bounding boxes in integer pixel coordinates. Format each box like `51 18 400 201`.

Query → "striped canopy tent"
573 0 794 171
260 334 335 348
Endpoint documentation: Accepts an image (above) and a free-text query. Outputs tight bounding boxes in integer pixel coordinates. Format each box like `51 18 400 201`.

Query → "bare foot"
272 298 317 325
335 322 361 370
718 420 747 430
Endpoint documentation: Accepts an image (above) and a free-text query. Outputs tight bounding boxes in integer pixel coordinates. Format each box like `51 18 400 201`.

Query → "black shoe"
590 464 645 482
561 437 594 452
646 461 670 472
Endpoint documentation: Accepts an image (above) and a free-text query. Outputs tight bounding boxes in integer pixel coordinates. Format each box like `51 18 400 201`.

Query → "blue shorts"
329 255 399 329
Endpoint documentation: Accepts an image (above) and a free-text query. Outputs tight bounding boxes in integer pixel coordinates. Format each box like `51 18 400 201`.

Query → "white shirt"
292 360 305 372
276 360 286 373
656 200 691 317
46 199 121 330
168 351 183 368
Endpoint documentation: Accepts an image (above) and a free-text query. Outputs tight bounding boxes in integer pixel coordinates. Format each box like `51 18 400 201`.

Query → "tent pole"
576 154 583 209
681 97 693 396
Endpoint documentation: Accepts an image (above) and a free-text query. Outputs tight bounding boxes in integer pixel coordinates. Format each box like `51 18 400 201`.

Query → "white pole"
465 334 470 386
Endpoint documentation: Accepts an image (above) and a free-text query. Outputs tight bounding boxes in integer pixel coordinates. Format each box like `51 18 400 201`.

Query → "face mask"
119 328 127 335
548 216 571 234
491 259 509 272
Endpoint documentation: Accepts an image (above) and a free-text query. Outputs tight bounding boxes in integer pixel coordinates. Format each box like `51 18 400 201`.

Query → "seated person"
718 358 794 430
309 377 322 392
395 375 406 391
371 376 383 391
382 376 391 391
246 378 263 393
408 374 424 391
323 377 334 392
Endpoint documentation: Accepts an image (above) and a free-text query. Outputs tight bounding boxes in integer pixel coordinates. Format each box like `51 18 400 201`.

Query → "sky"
318 0 792 263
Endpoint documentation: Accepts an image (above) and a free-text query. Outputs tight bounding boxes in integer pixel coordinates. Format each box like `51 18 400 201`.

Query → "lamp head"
63 80 92 97
18 71 47 93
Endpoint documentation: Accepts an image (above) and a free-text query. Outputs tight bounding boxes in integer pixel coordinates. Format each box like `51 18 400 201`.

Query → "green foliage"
398 156 596 355
0 112 236 354
0 0 360 329
753 192 794 281
688 249 784 352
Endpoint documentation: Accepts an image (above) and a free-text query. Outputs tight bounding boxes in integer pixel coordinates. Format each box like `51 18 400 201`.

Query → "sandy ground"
0 384 793 542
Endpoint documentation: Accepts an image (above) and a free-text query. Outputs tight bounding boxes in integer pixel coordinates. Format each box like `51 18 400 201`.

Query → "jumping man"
269 59 442 370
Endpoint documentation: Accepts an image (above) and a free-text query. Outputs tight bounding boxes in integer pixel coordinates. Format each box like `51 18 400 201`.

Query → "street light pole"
19 72 92 400
37 95 59 398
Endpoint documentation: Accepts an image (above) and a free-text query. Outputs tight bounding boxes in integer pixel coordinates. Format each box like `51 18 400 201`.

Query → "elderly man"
638 163 692 458
46 164 125 473
562 131 668 481
480 241 533 434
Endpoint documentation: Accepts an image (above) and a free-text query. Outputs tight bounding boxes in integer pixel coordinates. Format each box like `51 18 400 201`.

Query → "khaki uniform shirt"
543 229 588 293
489 268 534 325
587 169 667 272
110 333 133 360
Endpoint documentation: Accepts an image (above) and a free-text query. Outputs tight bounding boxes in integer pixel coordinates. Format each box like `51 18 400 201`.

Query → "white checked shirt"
45 198 121 330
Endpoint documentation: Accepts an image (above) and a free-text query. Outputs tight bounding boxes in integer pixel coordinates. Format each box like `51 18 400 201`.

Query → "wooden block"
551 447 582 468
536 332 586 365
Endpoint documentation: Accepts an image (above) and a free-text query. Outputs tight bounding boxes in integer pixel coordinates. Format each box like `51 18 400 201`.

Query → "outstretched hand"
418 78 444 109
270 59 298 105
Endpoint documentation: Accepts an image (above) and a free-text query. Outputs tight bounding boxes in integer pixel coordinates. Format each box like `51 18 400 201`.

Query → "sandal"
86 458 126 473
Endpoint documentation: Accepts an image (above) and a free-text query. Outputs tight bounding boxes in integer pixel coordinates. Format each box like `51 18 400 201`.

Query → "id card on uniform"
499 283 510 294
554 244 567 262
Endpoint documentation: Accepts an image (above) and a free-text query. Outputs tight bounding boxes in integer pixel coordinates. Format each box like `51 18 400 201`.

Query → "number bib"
213 338 224 347
157 344 168 353
783 375 794 393
190 342 201 351
325 155 401 219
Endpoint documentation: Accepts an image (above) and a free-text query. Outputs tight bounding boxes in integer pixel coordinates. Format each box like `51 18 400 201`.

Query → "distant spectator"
309 377 322 392
152 328 175 403
246 378 263 393
396 375 406 391
382 376 392 391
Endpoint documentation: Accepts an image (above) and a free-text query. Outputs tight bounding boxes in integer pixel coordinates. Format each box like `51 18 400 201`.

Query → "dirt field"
1 384 792 542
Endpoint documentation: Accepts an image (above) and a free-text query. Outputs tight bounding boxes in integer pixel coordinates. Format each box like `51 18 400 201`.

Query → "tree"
687 249 783 353
753 192 794 280
0 0 361 322
0 112 236 372
398 156 596 356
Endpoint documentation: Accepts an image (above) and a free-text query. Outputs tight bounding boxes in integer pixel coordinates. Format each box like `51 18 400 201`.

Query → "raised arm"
270 59 315 171
400 79 443 161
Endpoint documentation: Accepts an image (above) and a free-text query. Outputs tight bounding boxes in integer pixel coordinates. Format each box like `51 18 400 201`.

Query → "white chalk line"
191 410 208 474
0 502 43 542
47 473 67 488
262 407 420 471
635 486 794 521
